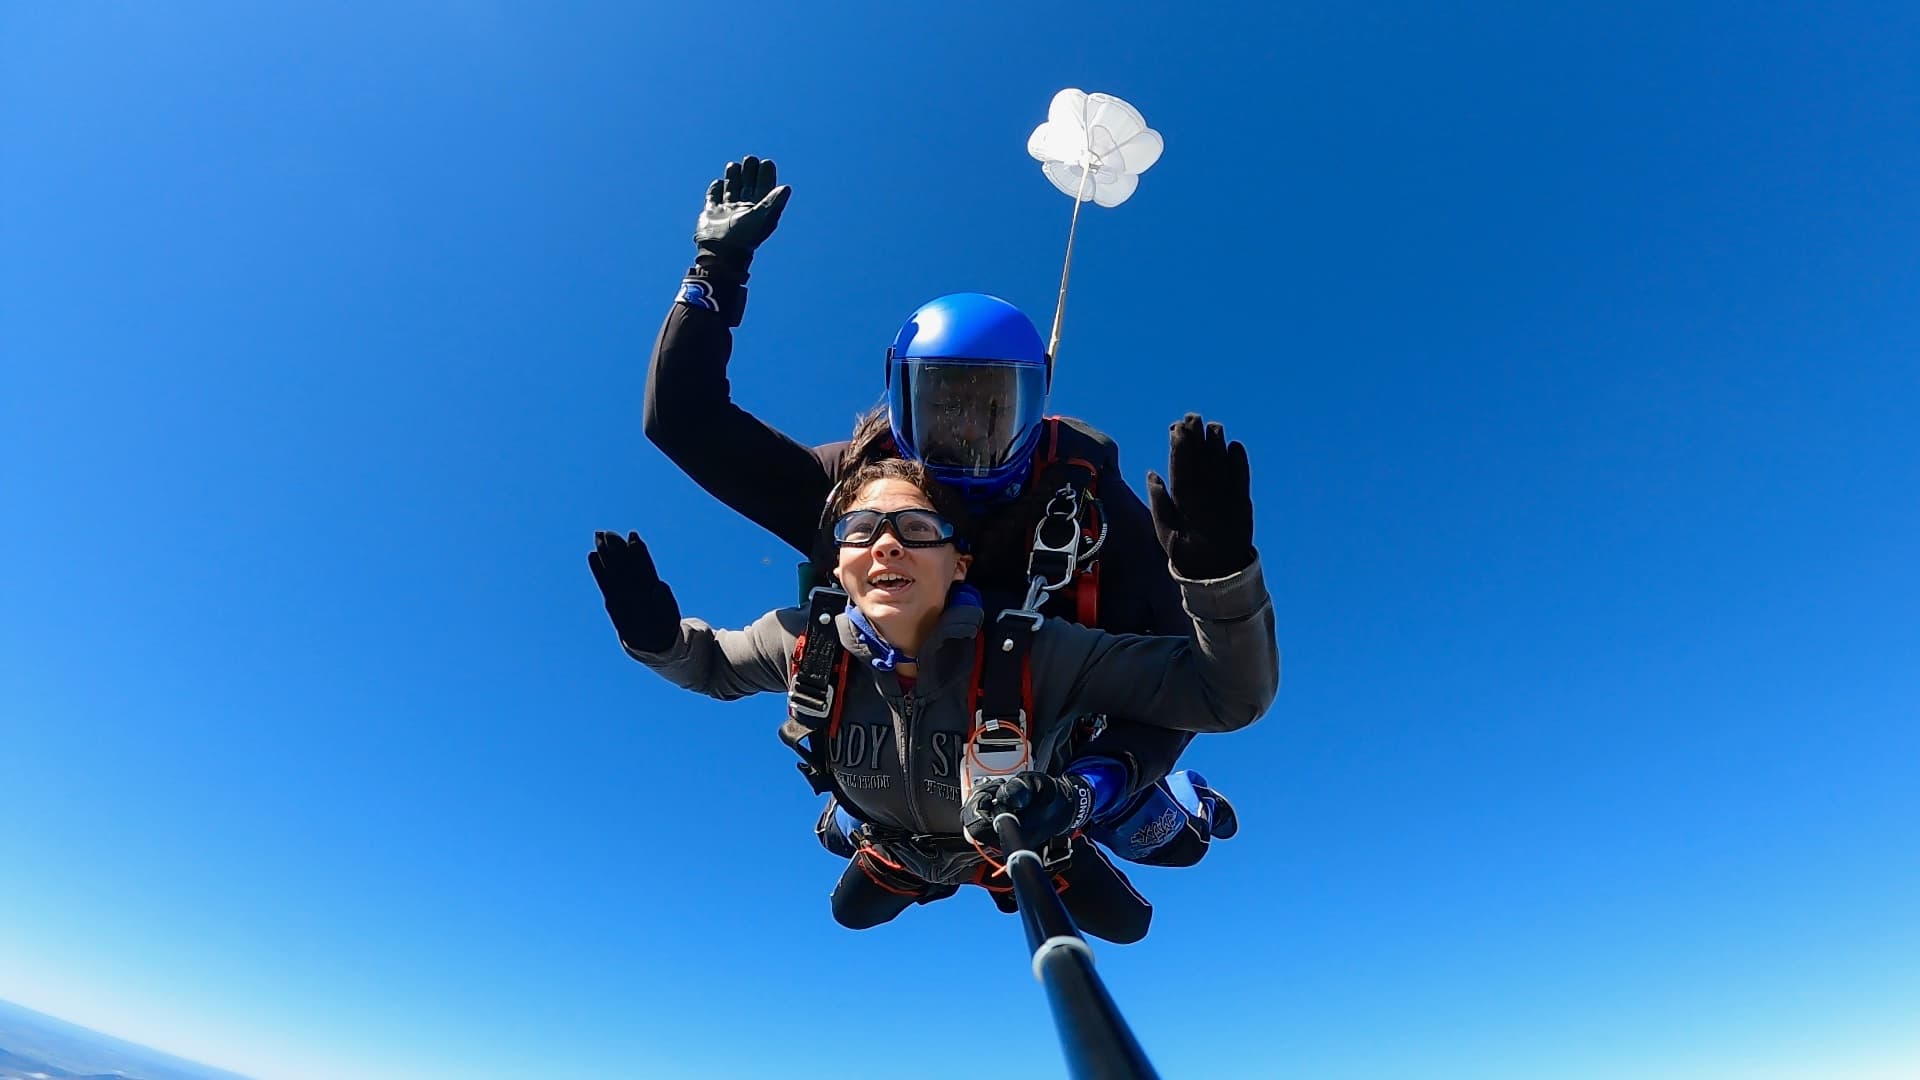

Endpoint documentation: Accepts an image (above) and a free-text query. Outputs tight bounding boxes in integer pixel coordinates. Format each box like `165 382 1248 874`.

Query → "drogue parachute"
1027 89 1164 208
1028 89 1162 360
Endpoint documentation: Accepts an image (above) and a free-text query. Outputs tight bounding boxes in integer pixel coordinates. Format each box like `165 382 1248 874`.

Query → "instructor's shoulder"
1051 415 1123 466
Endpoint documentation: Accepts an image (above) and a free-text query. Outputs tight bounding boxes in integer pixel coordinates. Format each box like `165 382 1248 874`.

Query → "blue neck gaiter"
846 606 912 671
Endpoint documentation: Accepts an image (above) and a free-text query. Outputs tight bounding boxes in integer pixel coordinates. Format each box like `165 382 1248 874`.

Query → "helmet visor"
889 360 1047 477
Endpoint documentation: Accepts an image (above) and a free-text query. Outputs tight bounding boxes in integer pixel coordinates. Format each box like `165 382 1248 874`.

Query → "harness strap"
973 608 1037 731
856 823 980 854
780 585 851 795
1076 559 1100 626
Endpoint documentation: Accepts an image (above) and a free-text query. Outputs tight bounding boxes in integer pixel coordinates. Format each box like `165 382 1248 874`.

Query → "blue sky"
3 3 1918 1078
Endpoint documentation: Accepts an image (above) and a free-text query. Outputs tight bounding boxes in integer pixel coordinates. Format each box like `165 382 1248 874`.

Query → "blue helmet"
886 293 1051 502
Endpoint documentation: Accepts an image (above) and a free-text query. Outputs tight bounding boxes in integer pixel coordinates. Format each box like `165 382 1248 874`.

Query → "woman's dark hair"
837 401 898 479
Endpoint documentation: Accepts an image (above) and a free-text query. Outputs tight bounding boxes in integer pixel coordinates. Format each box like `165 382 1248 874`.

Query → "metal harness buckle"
1021 483 1108 614
1026 484 1084 590
999 603 1047 634
788 682 834 719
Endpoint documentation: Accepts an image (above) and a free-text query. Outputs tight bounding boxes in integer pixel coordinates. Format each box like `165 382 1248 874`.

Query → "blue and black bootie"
1086 770 1238 868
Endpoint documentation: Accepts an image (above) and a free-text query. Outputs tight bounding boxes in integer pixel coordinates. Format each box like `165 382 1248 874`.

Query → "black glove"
1146 413 1255 580
693 155 792 272
587 531 682 653
961 771 1096 849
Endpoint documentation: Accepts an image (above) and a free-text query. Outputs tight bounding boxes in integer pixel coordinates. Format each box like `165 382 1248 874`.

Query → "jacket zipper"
897 689 930 834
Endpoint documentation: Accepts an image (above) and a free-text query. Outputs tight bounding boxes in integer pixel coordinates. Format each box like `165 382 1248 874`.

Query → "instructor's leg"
1056 841 1153 944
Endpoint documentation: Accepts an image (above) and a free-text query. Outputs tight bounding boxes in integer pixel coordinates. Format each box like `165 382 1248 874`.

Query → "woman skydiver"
642 155 1252 872
590 418 1278 942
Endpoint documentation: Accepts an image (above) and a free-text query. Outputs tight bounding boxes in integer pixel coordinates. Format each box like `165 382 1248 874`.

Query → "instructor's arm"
1044 416 1280 732
643 156 838 556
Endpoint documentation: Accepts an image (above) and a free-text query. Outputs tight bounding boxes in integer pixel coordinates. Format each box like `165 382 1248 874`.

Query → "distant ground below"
0 999 254 1080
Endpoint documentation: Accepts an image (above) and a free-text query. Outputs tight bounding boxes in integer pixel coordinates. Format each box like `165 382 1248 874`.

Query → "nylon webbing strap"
780 586 849 793
978 609 1038 725
790 586 847 718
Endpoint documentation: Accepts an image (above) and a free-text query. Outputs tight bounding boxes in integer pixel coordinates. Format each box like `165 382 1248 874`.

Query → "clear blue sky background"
4 3 1917 1079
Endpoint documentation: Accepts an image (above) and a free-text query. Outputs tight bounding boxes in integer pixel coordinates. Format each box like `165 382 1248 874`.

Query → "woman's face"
833 478 971 644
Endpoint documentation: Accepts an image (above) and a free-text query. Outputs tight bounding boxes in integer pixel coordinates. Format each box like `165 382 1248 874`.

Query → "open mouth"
867 571 914 593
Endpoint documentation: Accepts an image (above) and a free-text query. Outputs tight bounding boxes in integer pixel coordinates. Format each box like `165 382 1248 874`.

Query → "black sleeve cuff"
677 264 748 327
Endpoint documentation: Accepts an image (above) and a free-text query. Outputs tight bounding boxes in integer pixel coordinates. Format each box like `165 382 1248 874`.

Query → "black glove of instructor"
587 531 682 653
962 771 1096 849
693 154 792 273
1146 413 1256 580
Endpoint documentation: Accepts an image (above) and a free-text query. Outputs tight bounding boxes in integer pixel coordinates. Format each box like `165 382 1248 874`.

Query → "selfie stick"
992 814 1160 1080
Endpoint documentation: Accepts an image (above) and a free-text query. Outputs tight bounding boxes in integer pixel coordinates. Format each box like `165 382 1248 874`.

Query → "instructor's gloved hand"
1146 413 1255 580
587 531 682 653
693 155 792 270
961 771 1096 849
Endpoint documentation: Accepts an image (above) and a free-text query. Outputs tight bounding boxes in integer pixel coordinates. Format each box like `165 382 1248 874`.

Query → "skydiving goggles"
830 508 960 549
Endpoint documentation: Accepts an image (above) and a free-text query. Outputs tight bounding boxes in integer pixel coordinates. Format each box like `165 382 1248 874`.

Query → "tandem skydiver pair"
589 156 1280 942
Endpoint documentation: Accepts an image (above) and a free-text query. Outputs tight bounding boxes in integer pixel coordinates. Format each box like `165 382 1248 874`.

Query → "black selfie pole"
993 814 1161 1080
